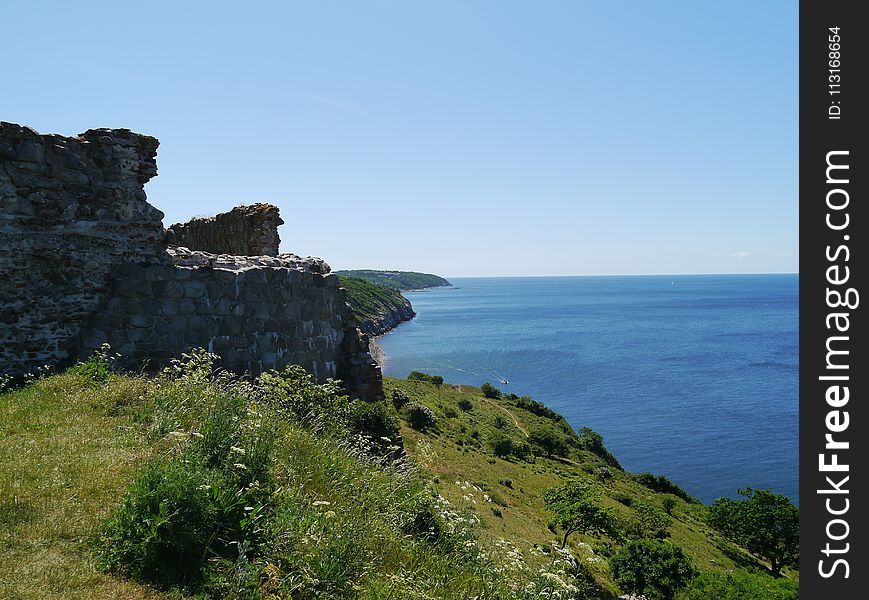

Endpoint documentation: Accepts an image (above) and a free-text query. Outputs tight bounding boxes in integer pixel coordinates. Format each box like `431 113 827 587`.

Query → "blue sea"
377 275 798 505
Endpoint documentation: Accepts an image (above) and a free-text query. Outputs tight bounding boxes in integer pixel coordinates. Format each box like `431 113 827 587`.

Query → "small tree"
529 425 569 457
543 479 618 547
480 382 501 399
610 539 696 600
403 402 437 432
708 488 799 577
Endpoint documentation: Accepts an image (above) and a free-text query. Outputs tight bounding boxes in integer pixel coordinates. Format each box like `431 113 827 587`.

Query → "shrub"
257 364 350 429
625 500 673 540
610 539 696 600
593 466 614 482
407 371 443 386
480 383 501 399
493 415 507 429
97 459 262 586
404 402 437 432
457 398 473 411
490 432 515 458
499 478 513 489
349 400 401 453
634 472 697 503
662 496 678 516
391 389 410 410
577 427 623 470
514 395 562 422
528 425 569 457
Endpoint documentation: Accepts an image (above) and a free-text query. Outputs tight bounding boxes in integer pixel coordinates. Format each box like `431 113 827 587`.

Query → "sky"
2 1 797 277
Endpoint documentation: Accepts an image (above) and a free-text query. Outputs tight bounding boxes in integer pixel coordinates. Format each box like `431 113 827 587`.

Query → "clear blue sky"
2 1 797 276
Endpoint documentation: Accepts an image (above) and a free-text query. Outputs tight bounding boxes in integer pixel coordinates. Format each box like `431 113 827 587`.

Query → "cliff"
334 269 451 291
337 275 416 336
0 122 382 400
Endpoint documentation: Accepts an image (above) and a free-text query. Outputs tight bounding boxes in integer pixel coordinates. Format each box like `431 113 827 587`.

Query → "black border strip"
799 1 867 595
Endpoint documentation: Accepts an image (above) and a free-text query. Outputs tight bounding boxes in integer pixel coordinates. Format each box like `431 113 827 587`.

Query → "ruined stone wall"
165 203 283 256
1 123 381 400
1 122 164 375
79 247 381 398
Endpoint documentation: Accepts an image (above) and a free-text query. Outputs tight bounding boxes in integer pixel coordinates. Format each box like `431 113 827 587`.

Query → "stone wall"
165 203 283 256
1 122 164 376
0 123 382 400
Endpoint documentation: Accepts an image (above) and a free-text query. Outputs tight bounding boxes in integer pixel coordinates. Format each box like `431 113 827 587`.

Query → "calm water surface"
377 275 798 505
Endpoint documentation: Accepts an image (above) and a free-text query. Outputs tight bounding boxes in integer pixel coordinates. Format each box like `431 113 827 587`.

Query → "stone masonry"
165 203 284 256
0 122 382 400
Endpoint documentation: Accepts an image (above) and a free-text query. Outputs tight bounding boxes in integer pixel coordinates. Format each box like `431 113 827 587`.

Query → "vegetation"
634 472 698 504
0 354 800 598
610 539 697 599
708 487 800 577
334 269 451 291
543 479 619 547
678 570 799 599
335 275 409 327
407 370 444 386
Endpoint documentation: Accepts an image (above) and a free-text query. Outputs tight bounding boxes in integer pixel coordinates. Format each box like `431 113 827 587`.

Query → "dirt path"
481 397 528 438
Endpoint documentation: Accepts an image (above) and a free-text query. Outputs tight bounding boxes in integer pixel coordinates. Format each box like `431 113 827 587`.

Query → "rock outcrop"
165 203 283 256
0 122 382 400
358 299 416 337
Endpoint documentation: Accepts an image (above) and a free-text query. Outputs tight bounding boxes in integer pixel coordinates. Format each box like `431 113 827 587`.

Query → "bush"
480 383 501 399
625 499 673 540
457 398 473 411
528 425 569 457
404 402 437 432
349 400 401 453
391 389 410 410
98 458 263 586
662 496 678 515
634 472 697 504
258 364 350 429
577 427 622 470
610 539 696 600
407 371 443 386
490 432 515 458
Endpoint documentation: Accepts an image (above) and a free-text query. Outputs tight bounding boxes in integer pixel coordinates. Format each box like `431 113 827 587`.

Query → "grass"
333 270 450 291
0 359 798 599
336 275 411 327
0 373 168 599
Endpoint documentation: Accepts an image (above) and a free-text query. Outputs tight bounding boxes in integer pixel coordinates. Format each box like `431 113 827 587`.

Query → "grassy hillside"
0 359 798 599
337 275 410 323
334 270 451 291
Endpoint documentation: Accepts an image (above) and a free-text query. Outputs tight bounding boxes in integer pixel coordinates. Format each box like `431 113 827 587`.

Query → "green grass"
0 360 798 599
334 270 450 291
337 275 410 325
384 377 800 597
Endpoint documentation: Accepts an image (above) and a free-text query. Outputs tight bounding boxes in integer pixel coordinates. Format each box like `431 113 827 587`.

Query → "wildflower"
313 500 331 507
233 463 248 470
230 446 246 455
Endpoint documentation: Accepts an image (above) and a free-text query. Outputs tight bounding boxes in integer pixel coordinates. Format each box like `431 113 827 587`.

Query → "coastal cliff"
337 275 417 337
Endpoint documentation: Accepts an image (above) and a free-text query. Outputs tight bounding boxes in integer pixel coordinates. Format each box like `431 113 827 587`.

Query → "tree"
528 425 569 457
708 488 799 577
610 539 696 600
480 382 501 399
543 479 618 547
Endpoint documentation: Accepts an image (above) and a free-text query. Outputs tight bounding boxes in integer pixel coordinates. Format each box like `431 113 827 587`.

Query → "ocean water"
377 275 798 505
